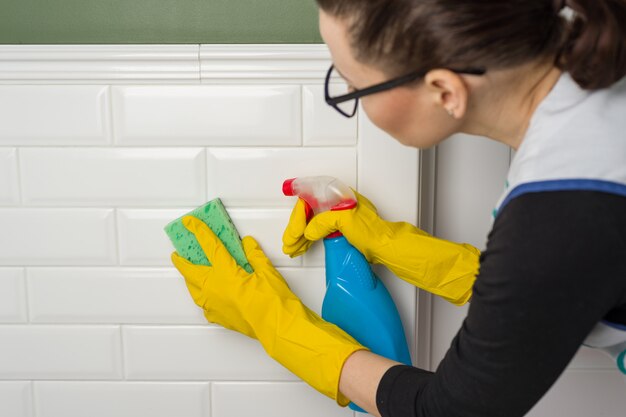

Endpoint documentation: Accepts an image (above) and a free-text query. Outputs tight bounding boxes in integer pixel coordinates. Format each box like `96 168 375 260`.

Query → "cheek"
361 92 411 136
361 90 450 148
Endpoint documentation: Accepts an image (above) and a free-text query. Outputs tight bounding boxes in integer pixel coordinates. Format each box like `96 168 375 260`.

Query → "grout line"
119 325 127 381
0 144 356 149
14 147 24 205
197 44 202 82
112 209 122 266
31 380 39 417
0 323 213 328
208 381 213 417
203 148 209 202
0 264 317 270
8 378 309 383
23 267 31 324
107 85 115 147
300 84 305 147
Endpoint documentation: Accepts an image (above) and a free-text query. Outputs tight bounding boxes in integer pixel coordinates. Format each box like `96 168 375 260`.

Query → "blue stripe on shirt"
495 179 626 218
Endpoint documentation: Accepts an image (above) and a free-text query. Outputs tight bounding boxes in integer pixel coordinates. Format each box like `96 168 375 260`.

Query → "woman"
172 1 626 416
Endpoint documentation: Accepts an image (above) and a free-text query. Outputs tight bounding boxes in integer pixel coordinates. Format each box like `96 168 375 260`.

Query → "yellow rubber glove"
171 216 366 406
282 192 480 306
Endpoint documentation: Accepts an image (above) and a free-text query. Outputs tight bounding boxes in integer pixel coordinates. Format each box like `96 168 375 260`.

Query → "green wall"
0 0 323 44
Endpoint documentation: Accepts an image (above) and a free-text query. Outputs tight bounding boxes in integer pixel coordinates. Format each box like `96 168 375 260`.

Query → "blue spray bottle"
283 176 412 413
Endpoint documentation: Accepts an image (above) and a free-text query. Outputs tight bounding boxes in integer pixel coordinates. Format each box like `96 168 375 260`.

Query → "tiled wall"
5 44 621 417
0 45 419 417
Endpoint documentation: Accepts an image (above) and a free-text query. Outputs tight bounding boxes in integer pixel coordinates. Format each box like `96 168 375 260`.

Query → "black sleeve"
376 191 626 417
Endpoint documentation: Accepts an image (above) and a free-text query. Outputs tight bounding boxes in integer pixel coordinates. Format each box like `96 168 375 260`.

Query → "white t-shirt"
494 73 626 218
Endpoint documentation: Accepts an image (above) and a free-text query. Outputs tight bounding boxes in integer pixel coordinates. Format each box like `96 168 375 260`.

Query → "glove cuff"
255 299 367 405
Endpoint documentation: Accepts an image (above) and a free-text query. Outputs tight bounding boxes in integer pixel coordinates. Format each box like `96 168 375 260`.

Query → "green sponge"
164 198 253 273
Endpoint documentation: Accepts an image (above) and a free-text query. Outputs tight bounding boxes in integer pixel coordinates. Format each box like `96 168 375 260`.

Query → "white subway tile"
0 148 19 205
357 113 420 223
206 148 357 207
0 382 33 417
0 209 116 266
118 208 191 266
26 265 323 325
28 267 205 324
20 148 206 207
113 85 301 146
229 208 300 267
0 85 111 146
212 382 353 417
303 240 326 267
0 325 122 379
124 326 295 381
118 208 299 267
34 382 210 417
0 268 27 322
303 84 357 146
279 267 326 316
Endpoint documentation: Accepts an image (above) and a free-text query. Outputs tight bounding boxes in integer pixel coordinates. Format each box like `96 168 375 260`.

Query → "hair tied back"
316 0 626 90
553 0 568 14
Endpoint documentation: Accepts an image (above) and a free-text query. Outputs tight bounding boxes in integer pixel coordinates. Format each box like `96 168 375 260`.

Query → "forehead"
318 10 350 60
318 9 386 85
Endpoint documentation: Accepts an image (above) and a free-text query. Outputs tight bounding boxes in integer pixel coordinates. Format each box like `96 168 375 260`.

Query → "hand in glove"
172 216 366 405
282 191 480 305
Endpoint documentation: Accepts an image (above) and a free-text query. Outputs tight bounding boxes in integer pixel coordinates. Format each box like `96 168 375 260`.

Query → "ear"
424 69 469 119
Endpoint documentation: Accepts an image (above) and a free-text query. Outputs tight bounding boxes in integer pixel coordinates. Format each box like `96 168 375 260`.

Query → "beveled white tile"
278 267 325 316
118 208 191 266
212 382 353 417
303 84 357 146
303 239 326 267
0 268 27 322
118 208 299 267
34 382 210 417
26 266 323 325
20 148 206 206
229 208 300 267
28 267 205 324
0 85 111 145
199 44 330 81
0 148 19 205
0 325 122 379
113 85 301 146
357 113 420 223
0 382 33 417
0 209 116 266
123 326 295 381
206 148 357 207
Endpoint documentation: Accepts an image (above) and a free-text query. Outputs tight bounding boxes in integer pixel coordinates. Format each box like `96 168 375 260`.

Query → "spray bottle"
283 176 412 413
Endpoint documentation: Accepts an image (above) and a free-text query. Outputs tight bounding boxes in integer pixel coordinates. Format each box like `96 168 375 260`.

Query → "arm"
338 191 626 417
283 192 480 305
340 351 399 417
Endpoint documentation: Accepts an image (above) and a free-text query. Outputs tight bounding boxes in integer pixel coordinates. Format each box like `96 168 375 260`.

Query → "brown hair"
316 0 626 90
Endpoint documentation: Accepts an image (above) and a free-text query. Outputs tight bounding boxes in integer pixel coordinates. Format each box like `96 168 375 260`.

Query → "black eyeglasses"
324 64 487 118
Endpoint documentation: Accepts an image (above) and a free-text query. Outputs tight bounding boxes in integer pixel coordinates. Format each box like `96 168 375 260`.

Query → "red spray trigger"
331 199 357 211
282 176 357 239
326 199 357 238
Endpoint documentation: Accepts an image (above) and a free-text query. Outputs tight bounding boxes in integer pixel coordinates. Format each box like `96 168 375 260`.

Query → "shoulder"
482 190 626 287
